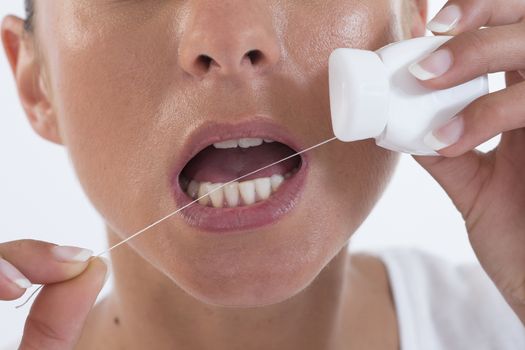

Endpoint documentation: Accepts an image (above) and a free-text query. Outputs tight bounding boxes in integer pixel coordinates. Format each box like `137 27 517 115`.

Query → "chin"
166 242 325 308
180 272 313 308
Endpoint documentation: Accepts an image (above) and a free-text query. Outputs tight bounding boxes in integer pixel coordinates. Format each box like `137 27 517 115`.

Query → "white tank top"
376 248 525 350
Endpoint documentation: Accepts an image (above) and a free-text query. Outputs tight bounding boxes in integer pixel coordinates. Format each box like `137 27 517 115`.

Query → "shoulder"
364 248 525 350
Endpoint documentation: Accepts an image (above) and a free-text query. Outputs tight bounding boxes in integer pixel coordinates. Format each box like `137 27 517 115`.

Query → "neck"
93 229 355 350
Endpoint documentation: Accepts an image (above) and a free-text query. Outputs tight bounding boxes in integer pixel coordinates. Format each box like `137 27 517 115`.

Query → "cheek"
304 141 399 247
285 0 402 76
42 7 187 235
280 0 402 240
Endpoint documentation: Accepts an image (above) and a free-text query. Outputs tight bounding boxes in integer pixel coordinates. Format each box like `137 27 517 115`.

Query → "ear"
406 0 428 38
1 15 63 145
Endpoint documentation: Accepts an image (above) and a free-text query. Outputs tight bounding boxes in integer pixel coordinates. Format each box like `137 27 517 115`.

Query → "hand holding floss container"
329 36 489 155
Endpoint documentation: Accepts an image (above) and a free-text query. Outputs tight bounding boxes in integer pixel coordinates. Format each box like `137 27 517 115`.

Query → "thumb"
19 258 109 350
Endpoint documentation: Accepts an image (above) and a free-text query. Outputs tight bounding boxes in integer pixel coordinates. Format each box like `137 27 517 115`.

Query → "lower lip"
172 159 308 234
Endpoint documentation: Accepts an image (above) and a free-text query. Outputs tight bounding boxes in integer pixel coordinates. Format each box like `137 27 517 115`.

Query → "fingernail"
0 258 32 289
51 245 93 263
427 4 462 33
409 49 453 80
99 257 111 285
424 115 464 150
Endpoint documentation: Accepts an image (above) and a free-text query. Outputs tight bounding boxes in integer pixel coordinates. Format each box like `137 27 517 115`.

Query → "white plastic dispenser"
329 36 489 155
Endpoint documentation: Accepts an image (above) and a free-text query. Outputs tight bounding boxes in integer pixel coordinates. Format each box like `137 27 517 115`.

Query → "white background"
0 1 505 347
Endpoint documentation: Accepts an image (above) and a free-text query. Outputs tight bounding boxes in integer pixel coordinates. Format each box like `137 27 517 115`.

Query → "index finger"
0 240 93 301
427 0 525 34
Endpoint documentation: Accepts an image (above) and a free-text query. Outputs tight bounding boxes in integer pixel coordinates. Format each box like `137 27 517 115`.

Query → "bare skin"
10 0 525 348
79 241 399 350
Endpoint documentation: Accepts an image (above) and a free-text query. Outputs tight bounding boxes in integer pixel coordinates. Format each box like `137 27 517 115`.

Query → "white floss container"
329 36 489 155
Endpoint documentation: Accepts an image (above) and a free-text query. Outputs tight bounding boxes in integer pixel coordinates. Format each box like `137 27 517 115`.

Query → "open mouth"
171 119 309 233
179 137 302 208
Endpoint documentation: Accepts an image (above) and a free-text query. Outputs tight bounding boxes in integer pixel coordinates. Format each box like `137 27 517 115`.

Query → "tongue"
181 143 299 183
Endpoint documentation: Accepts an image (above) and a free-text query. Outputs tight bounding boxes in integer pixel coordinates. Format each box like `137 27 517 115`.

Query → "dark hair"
24 0 34 32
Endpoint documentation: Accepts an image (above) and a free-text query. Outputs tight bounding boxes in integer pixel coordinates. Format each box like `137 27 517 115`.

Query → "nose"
178 1 281 79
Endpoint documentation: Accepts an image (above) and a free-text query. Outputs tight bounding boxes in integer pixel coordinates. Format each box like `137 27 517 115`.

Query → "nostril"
246 50 264 65
196 54 214 72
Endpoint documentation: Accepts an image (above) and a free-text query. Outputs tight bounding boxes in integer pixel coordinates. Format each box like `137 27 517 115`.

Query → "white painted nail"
423 131 451 151
427 4 462 33
409 49 453 81
0 258 32 289
51 245 93 263
424 115 464 150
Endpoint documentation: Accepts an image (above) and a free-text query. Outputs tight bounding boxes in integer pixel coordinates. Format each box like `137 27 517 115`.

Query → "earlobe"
1 15 63 145
26 73 63 145
31 97 63 145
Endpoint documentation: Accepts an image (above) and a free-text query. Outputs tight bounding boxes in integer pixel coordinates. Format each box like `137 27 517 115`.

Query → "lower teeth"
182 171 294 208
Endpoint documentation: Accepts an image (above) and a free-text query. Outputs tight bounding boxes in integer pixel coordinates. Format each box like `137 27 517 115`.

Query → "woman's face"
29 0 417 306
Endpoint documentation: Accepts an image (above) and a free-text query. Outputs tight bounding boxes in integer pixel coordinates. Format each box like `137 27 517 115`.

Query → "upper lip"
171 116 306 185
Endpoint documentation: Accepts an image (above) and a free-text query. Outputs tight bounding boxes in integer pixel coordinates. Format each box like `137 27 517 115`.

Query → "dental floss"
329 35 490 155
15 136 338 309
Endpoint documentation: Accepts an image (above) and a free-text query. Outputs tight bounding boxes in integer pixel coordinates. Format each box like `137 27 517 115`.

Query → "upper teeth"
213 138 275 149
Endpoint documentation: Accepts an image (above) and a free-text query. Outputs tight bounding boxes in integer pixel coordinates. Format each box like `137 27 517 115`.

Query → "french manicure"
424 115 464 150
0 258 32 289
409 49 453 81
51 245 93 263
427 4 462 33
